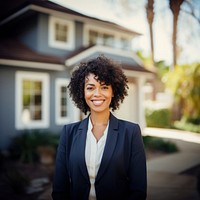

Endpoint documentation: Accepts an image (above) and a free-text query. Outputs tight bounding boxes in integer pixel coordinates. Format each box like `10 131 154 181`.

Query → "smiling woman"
52 55 147 200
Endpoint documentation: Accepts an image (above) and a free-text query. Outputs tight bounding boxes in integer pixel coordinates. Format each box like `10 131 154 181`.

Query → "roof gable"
65 45 152 74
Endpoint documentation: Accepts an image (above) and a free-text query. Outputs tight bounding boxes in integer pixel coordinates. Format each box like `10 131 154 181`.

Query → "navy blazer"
52 113 147 200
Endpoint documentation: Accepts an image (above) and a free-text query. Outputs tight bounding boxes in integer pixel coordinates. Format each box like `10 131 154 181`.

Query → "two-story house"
0 0 153 149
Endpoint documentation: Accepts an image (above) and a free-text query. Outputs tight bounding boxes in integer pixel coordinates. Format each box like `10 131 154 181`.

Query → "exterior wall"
19 13 77 57
0 64 79 149
19 16 38 52
114 81 138 123
0 66 16 149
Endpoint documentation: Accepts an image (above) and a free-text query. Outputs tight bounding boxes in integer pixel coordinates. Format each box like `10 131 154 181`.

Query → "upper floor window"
84 24 132 50
89 30 114 47
120 37 130 50
15 72 49 129
49 16 75 50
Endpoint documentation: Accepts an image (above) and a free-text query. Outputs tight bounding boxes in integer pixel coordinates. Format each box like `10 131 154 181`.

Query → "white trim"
55 78 70 125
15 71 50 129
48 16 75 50
0 59 65 71
65 45 139 66
55 78 80 125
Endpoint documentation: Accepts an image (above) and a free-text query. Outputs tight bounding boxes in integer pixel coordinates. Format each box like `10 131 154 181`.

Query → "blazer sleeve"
128 124 147 200
52 125 72 200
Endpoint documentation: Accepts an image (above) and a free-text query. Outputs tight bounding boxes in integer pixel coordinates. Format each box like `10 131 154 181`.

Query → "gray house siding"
0 66 16 149
19 16 38 52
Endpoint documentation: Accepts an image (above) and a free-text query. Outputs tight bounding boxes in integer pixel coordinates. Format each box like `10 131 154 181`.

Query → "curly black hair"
67 55 129 114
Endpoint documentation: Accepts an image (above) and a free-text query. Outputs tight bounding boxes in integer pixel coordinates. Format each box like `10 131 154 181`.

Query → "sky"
50 0 200 65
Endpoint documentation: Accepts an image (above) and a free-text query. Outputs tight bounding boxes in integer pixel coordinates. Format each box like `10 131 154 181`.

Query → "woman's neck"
90 110 110 126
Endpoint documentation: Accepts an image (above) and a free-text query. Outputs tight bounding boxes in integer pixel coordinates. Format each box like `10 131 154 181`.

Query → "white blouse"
85 117 109 200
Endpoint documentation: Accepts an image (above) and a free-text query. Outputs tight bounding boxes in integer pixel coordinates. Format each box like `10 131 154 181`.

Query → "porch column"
137 77 146 130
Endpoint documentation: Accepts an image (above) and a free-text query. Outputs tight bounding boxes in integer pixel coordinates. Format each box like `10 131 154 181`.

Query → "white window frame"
49 16 75 50
83 24 133 50
15 71 49 130
55 78 79 125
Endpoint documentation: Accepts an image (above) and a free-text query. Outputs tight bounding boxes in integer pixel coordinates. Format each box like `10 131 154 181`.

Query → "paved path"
143 127 200 200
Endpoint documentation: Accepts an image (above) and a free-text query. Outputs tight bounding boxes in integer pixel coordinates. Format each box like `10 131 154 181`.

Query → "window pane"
89 30 98 45
33 107 42 120
60 86 67 117
55 22 68 42
23 80 31 90
22 80 42 122
23 94 30 106
103 33 114 46
61 86 66 93
35 95 42 105
34 81 42 91
121 38 130 50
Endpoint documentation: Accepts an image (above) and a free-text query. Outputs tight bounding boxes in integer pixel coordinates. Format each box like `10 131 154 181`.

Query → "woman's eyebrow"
85 83 95 86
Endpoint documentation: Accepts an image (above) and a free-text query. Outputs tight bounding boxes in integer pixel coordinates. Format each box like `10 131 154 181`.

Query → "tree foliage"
165 63 200 120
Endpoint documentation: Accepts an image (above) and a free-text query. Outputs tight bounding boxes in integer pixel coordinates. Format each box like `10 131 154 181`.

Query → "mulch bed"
0 158 54 200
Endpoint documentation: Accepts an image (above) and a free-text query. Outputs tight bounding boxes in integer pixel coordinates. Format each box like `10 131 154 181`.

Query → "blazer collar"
77 113 119 183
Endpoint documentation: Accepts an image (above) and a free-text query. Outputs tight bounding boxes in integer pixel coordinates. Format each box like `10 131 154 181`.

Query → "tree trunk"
172 12 178 68
146 0 155 64
169 0 184 69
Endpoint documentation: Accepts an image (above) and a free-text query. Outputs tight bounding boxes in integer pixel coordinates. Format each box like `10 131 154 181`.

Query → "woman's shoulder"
118 118 139 127
63 121 82 133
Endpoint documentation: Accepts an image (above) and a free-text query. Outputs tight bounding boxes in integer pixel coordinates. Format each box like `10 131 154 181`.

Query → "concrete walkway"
143 127 200 200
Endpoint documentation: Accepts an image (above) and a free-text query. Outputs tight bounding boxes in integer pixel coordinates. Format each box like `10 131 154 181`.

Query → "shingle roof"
0 38 64 64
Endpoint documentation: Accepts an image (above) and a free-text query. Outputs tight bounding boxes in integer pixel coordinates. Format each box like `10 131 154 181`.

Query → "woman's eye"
102 86 108 90
86 87 94 90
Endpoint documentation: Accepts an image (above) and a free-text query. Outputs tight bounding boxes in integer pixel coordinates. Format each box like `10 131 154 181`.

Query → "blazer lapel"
73 117 90 182
96 113 119 182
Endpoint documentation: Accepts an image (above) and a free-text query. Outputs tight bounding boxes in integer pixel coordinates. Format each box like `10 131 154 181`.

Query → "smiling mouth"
92 100 105 106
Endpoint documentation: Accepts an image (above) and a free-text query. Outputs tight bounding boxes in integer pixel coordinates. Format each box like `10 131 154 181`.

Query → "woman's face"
84 73 113 114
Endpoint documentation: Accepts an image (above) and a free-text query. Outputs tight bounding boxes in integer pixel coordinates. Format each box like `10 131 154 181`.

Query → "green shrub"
143 136 178 153
173 117 200 133
9 130 59 163
145 108 171 128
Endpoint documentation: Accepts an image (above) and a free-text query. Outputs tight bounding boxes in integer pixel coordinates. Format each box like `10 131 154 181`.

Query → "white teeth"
92 100 104 106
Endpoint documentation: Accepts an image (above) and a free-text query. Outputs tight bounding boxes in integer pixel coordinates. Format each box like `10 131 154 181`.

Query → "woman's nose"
94 88 101 96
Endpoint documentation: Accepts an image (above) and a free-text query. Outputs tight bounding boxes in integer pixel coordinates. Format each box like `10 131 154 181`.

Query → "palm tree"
169 0 184 69
146 0 155 64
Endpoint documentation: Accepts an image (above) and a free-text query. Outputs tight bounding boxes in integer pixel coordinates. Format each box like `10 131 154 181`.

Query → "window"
49 16 75 50
88 30 114 47
103 33 114 46
15 72 49 129
120 37 130 50
55 78 79 125
89 30 98 45
84 25 132 50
